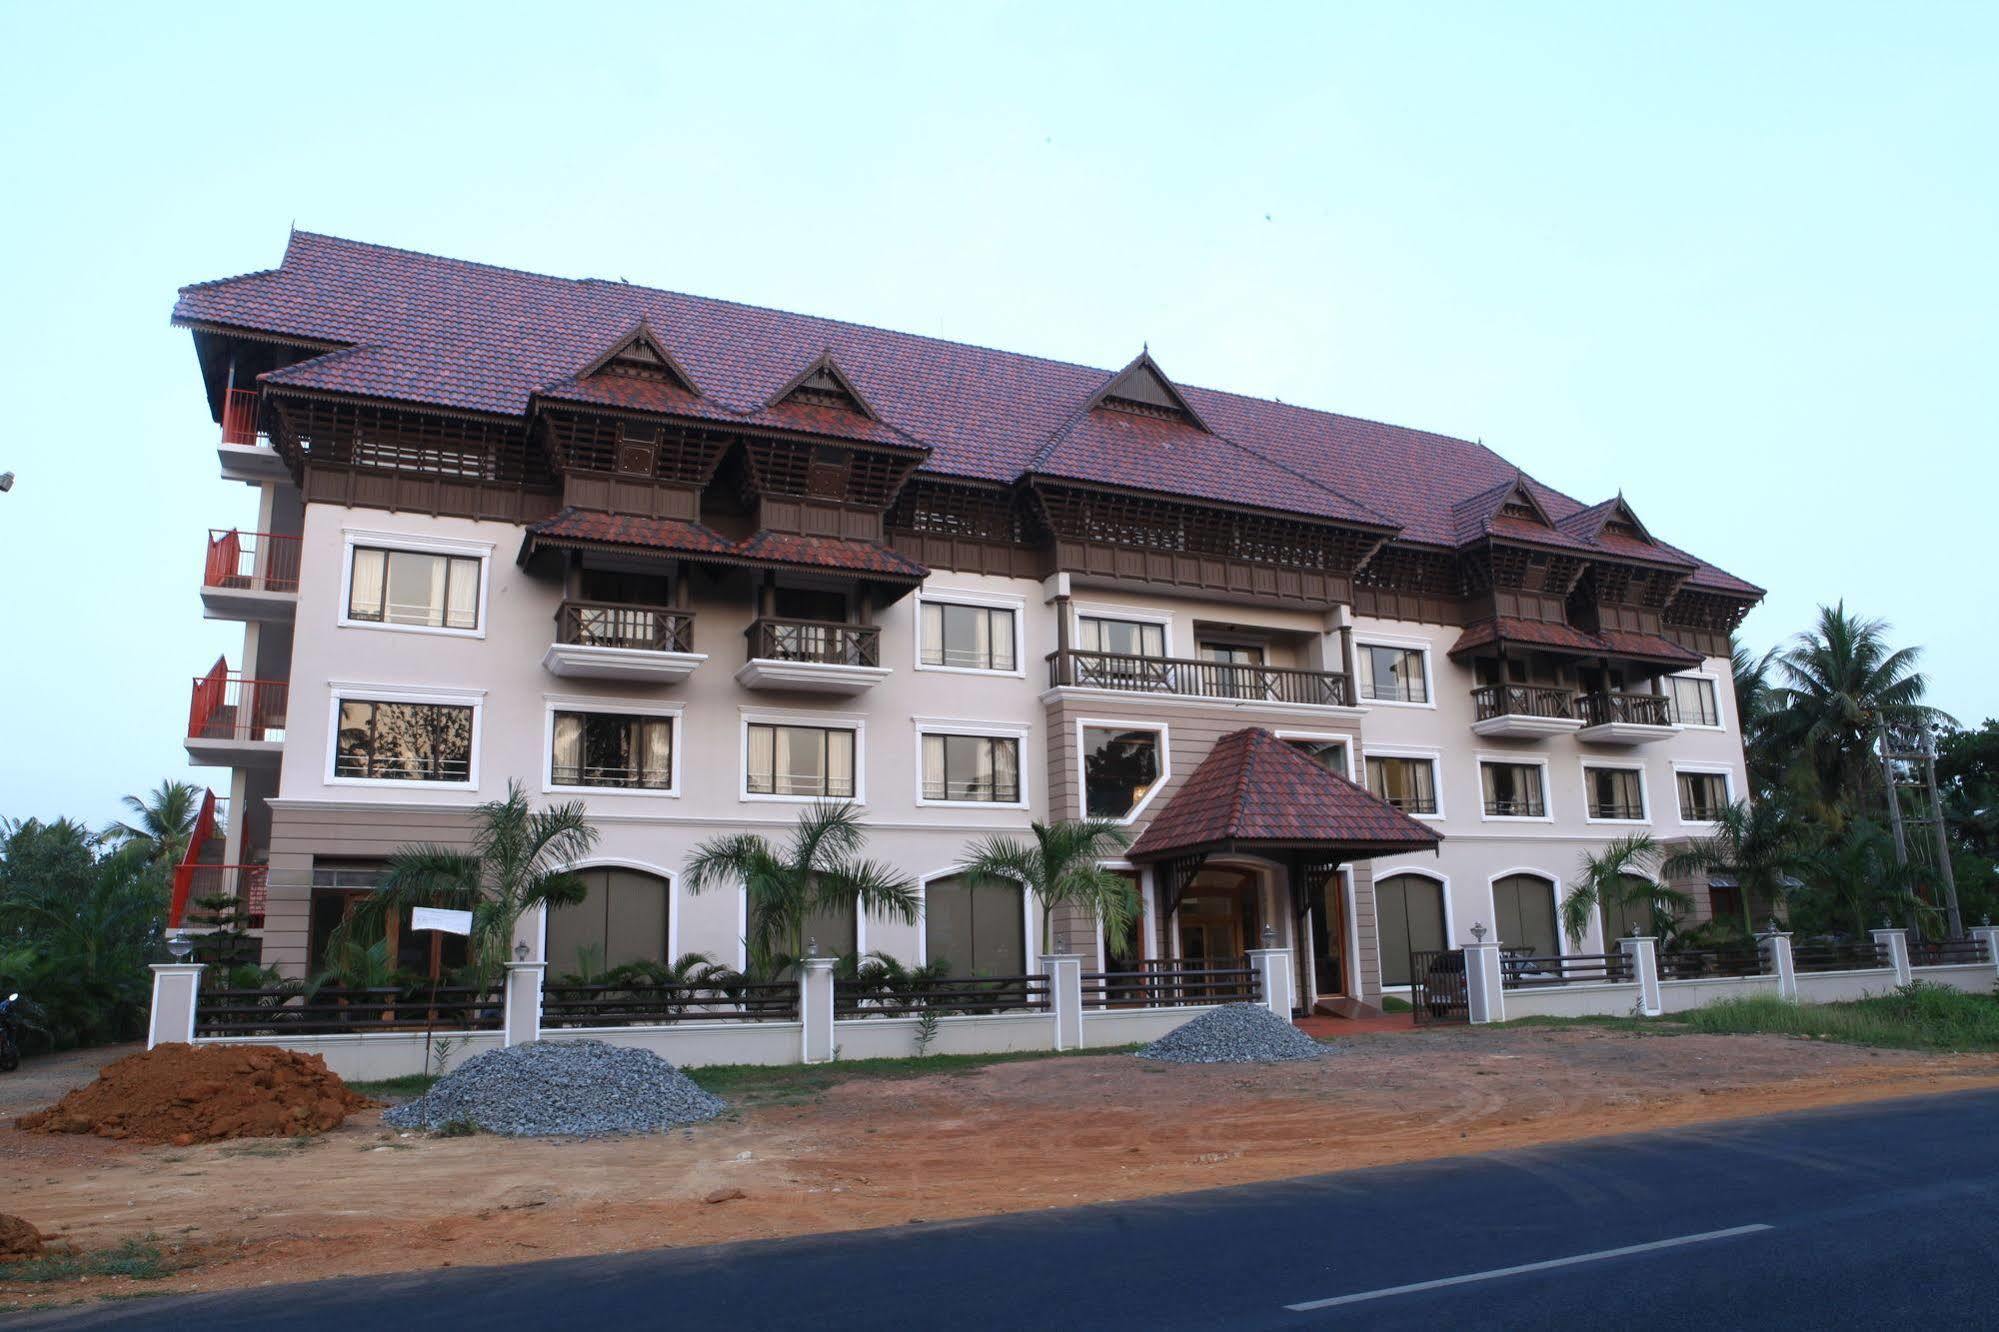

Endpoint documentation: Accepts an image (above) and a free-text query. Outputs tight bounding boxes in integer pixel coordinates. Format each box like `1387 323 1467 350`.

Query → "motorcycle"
0 992 20 1072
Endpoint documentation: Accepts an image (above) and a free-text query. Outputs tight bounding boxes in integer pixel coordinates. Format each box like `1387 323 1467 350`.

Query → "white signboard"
411 907 474 936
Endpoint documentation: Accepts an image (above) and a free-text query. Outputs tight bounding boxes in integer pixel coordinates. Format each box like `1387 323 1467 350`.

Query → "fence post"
1970 924 1999 982
502 961 545 1047
1619 936 1662 1017
1247 947 1295 1020
1463 941 1505 1024
1040 954 1083 1051
1759 929 1798 1000
800 956 836 1064
147 964 206 1049
1871 927 1913 986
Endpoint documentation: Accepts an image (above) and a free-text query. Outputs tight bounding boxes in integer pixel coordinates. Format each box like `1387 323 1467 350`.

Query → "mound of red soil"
0 1213 44 1258
14 1043 375 1145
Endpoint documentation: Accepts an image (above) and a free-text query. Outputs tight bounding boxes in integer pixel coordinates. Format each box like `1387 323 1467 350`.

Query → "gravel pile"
384 1039 727 1137
1135 1003 1329 1064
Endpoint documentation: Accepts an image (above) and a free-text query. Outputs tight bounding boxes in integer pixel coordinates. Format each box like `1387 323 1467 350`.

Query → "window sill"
337 618 485 641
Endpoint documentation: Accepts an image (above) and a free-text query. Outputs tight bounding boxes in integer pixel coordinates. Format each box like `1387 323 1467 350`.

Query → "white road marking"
1283 1223 1774 1311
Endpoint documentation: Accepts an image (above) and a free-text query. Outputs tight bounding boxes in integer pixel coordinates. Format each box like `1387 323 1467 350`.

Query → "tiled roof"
1595 629 1705 668
526 509 736 555
523 508 927 581
173 230 1757 596
1448 617 1705 667
733 529 929 579
1128 728 1441 861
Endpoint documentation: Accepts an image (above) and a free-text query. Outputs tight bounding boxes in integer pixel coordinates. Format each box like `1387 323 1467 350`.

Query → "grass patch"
1379 995 1413 1013
1494 1014 1688 1036
1681 984 1999 1052
0 1238 176 1285
347 1073 439 1101
687 1045 1143 1105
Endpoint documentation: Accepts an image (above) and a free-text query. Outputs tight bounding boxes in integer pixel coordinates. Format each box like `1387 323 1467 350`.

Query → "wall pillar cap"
799 955 838 972
150 963 207 976
504 960 548 974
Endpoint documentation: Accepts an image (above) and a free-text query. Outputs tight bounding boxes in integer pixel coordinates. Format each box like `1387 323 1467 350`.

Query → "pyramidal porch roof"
1127 727 1442 863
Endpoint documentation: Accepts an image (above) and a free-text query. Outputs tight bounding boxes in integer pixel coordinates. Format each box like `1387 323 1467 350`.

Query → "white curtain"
349 548 386 619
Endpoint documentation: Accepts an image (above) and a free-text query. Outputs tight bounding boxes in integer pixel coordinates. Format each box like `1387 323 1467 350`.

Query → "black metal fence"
1909 937 1993 968
1658 947 1765 981
1082 962 1258 1009
1499 951 1634 989
193 985 504 1038
1409 949 1469 1025
834 974 1050 1017
540 980 799 1028
1791 940 1890 973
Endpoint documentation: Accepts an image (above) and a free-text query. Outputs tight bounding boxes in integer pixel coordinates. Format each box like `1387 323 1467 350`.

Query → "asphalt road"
13 1087 1999 1330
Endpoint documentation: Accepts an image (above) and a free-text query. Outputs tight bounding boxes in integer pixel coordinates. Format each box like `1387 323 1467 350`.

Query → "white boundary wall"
1493 959 1995 1024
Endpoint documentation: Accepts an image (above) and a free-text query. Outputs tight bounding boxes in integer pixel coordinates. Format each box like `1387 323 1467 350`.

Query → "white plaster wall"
196 1031 504 1082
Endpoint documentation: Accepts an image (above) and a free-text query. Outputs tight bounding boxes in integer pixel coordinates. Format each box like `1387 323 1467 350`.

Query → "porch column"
1969 923 1999 982
1248 946 1294 1019
1870 927 1913 986
147 963 205 1049
1759 928 1798 1000
1464 933 1506 1024
1618 935 1662 1017
800 956 837 1064
1041 953 1084 1050
502 961 545 1047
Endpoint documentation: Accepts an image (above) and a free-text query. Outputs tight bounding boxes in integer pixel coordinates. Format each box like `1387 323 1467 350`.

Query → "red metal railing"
204 529 302 594
168 788 222 929
220 388 262 446
177 864 269 928
187 658 288 743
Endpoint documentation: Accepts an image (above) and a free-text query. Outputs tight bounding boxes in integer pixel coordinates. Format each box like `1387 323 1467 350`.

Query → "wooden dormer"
1087 351 1209 430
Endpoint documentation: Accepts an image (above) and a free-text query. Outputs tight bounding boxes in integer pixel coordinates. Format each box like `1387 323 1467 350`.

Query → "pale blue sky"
1 1 1991 826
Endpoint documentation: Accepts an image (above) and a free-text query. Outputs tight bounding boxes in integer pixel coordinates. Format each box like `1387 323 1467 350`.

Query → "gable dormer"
577 321 700 394
770 351 877 419
1562 494 1659 547
1087 351 1209 430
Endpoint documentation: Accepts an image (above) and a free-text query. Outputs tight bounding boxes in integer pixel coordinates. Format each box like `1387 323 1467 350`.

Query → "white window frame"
1580 759 1652 826
1487 868 1567 956
336 527 494 640
1353 634 1437 709
739 707 866 805
542 696 684 799
1368 865 1454 989
1670 761 1736 828
1073 716 1172 825
913 587 1028 678
1360 744 1446 821
1475 752 1554 824
1274 729 1358 782
1665 670 1726 731
1071 602 1176 658
324 682 485 791
912 717 1032 810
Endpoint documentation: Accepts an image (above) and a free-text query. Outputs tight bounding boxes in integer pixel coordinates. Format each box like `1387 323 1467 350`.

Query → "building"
170 231 1760 1011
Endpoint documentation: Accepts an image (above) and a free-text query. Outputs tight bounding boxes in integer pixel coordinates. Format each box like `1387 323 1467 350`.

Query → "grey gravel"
1134 1003 1329 1064
384 1038 727 1137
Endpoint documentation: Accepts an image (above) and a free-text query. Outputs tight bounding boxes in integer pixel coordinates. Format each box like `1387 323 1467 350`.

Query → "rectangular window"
1480 762 1547 818
1586 767 1647 821
347 546 481 630
1359 645 1429 703
921 733 1021 803
1286 738 1348 777
1668 676 1720 727
1081 726 1162 819
1677 770 1730 822
334 700 474 783
1366 756 1438 815
920 602 1018 671
1078 616 1166 659
552 711 673 790
746 723 856 798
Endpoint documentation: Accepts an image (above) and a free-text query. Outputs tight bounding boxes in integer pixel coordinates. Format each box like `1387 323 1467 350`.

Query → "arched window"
924 874 1025 976
1375 873 1447 986
546 868 671 978
1492 874 1560 957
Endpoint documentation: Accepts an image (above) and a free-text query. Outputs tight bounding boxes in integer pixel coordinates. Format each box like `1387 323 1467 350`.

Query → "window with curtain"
1078 616 1166 659
1480 762 1547 817
1586 767 1647 820
348 546 481 629
1676 770 1730 822
1375 874 1447 986
551 711 673 790
1358 644 1429 703
1286 739 1348 777
920 601 1018 671
921 733 1021 803
923 874 1026 976
1492 874 1560 957
334 700 473 782
1366 756 1438 814
746 723 856 797
1081 726 1161 818
1668 675 1720 726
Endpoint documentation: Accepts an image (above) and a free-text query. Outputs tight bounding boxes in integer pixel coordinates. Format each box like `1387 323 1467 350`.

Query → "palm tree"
103 781 204 866
959 819 1138 956
1661 799 1817 939
1559 834 1683 949
331 780 598 980
684 802 919 978
1776 603 1951 819
1801 819 1930 938
1731 645 1786 802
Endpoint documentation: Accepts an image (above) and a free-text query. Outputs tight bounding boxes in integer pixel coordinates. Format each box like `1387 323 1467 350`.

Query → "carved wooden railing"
556 600 695 653
1470 684 1575 721
746 618 881 667
1577 692 1674 727
1047 649 1351 706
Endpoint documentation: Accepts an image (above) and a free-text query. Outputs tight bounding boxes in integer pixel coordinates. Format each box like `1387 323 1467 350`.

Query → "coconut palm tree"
1661 799 1817 940
683 802 919 978
330 780 598 980
1559 834 1682 949
103 781 204 867
1731 645 1786 802
1799 818 1930 938
958 819 1138 956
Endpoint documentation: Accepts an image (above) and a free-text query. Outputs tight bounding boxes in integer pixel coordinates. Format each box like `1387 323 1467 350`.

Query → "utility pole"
1877 724 1962 939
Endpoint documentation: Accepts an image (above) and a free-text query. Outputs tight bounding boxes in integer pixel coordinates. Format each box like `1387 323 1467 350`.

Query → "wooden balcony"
736 618 889 695
541 600 704 683
1577 691 1678 744
1047 649 1353 708
216 387 288 482
185 660 286 768
1469 684 1583 738
200 529 301 622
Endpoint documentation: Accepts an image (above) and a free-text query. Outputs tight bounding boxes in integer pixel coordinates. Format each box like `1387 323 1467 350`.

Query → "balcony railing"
1471 684 1574 722
220 388 263 446
188 662 287 743
174 864 270 925
204 529 302 594
1578 692 1674 727
1047 649 1351 706
556 600 694 653
747 618 882 667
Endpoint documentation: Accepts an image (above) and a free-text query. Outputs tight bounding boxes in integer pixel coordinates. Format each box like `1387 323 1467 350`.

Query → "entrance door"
1177 870 1259 969
1305 871 1347 1000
